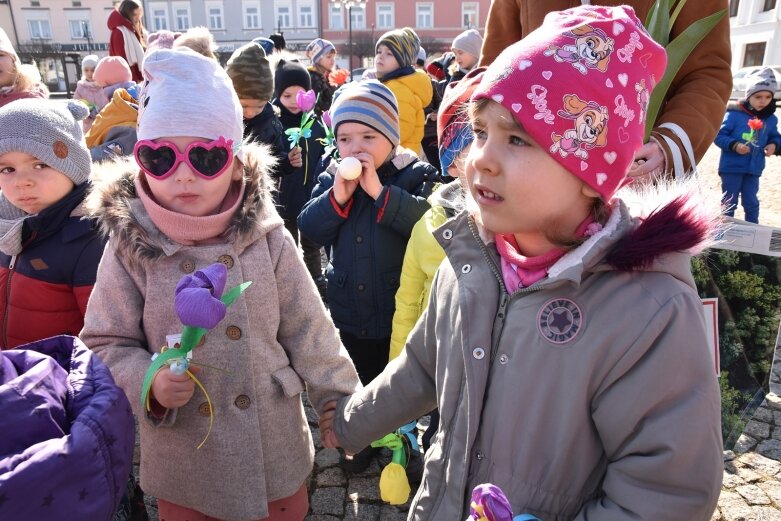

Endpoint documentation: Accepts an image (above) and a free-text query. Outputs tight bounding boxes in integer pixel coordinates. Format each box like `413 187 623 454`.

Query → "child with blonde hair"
0 28 48 108
319 6 723 520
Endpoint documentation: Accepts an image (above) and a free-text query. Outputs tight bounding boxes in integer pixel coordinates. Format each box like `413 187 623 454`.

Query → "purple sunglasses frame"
133 136 235 180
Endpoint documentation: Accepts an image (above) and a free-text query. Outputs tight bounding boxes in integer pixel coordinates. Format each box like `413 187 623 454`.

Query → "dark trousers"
720 172 760 224
339 331 390 385
284 217 323 278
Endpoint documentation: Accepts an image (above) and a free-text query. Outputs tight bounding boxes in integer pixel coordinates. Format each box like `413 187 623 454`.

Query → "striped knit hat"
331 80 400 148
306 38 335 67
376 27 420 69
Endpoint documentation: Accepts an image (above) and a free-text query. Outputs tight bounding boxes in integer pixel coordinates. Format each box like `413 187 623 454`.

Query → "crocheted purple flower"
174 263 228 329
467 484 514 521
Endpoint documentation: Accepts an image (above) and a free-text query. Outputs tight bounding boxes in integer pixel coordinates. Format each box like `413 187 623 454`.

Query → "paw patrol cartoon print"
550 94 609 160
543 24 615 74
635 79 650 124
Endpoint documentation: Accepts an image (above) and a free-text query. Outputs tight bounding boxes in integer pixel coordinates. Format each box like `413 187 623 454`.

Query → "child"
0 99 106 349
306 38 337 116
715 69 780 224
80 47 361 521
273 58 327 295
0 335 135 521
319 6 724 520
93 55 136 100
226 42 298 178
173 26 218 60
0 28 48 108
85 86 139 162
73 54 108 132
298 80 438 472
374 28 433 154
449 29 482 82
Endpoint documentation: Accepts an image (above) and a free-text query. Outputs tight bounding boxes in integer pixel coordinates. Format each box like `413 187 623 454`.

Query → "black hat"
274 59 312 99
269 32 286 51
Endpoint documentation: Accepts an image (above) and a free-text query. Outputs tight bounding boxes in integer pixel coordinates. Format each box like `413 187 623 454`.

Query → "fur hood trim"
86 142 281 266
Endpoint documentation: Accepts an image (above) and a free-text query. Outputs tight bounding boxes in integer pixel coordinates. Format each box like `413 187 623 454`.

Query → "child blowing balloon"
318 5 723 520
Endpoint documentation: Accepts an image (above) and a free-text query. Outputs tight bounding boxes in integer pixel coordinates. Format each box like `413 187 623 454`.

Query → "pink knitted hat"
473 5 667 201
93 56 132 87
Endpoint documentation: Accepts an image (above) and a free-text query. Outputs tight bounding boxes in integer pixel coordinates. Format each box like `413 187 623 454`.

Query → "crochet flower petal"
175 287 227 329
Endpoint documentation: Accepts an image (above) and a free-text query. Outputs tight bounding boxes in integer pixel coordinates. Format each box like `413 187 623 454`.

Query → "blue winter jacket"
298 151 438 339
715 100 781 176
0 335 134 521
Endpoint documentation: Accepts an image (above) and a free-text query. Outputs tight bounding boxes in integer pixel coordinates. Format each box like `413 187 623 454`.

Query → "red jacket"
107 9 144 82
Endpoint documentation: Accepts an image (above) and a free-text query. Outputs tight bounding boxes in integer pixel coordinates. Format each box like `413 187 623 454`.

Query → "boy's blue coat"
715 101 781 175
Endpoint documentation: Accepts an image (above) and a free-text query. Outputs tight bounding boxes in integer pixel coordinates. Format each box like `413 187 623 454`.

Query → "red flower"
748 118 764 131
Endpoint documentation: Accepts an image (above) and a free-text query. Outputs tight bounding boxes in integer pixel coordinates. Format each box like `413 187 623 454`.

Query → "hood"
393 69 434 105
429 178 466 213
86 142 281 267
107 9 134 32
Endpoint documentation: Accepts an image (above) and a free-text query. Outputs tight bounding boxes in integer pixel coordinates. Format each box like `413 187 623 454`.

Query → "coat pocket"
271 366 305 398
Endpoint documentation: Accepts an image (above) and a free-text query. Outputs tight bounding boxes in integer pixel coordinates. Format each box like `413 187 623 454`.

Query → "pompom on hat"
138 47 244 160
472 5 667 201
330 80 400 149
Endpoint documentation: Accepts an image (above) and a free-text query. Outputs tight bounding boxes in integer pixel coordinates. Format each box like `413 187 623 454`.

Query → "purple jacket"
0 335 134 521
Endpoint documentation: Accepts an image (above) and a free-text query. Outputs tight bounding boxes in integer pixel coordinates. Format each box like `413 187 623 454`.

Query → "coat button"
197 402 211 416
476 450 484 460
217 254 234 269
356 235 364 243
235 395 251 409
472 347 485 360
357 283 365 291
461 264 472 274
442 229 453 240
226 325 242 340
499 354 509 365
180 260 195 273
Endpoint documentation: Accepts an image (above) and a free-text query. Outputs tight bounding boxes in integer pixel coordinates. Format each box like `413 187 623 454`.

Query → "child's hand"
333 164 360 206
319 400 341 449
289 146 303 168
766 143 777 157
735 143 750 155
354 152 383 200
150 365 198 409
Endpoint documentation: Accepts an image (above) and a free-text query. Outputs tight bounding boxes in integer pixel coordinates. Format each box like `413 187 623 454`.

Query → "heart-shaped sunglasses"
133 137 235 180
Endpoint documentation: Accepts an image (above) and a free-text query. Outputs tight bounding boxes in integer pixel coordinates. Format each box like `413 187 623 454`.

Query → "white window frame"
462 2 478 29
67 17 91 40
376 2 394 29
242 0 261 30
26 12 52 40
329 3 343 30
416 2 433 29
350 5 366 29
298 1 314 28
172 1 192 31
275 1 292 29
205 1 224 31
148 2 169 31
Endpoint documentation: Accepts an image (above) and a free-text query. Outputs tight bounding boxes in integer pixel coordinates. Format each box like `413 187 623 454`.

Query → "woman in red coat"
108 0 146 82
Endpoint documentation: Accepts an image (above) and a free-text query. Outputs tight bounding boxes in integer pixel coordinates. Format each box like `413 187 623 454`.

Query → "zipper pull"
8 255 16 270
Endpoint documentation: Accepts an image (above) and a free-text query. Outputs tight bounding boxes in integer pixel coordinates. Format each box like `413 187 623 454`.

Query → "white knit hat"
0 28 17 62
452 29 482 59
138 47 244 159
81 54 99 70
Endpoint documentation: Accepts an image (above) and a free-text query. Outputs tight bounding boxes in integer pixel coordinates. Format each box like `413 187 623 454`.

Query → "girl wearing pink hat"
319 6 723 520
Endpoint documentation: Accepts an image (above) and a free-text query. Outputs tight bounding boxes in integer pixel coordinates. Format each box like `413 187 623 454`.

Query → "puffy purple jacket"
0 335 134 521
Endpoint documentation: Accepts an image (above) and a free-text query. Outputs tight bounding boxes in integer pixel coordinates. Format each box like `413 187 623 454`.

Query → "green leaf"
285 128 299 136
644 9 726 138
645 0 673 46
669 0 688 27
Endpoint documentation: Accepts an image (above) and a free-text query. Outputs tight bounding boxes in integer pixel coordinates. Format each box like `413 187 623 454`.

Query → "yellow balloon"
379 462 411 505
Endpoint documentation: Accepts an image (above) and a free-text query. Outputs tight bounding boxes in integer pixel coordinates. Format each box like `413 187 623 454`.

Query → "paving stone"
725 451 737 462
304 516 340 521
310 487 346 517
758 480 781 506
745 420 772 440
305 403 320 425
344 502 380 520
772 426 781 441
315 448 341 469
757 439 781 461
710 508 723 521
380 505 411 521
722 471 746 489
736 484 771 505
719 490 756 521
311 427 323 450
766 394 781 412
740 452 781 476
347 476 382 502
735 434 759 454
735 465 762 483
317 467 347 487
774 412 781 427
755 407 775 424
745 506 781 520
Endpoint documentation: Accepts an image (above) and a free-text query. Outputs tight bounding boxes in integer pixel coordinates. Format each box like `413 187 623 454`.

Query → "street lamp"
331 0 368 71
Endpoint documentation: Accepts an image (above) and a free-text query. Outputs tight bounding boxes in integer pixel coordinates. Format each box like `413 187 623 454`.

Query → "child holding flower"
715 69 781 223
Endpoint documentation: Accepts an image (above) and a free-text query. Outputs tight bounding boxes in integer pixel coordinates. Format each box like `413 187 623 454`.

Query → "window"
462 2 478 28
27 19 52 39
299 3 314 28
350 5 365 29
743 42 766 67
148 2 168 31
763 0 776 11
729 0 740 17
377 3 394 29
276 2 291 29
68 19 91 39
172 2 191 31
416 3 433 28
242 0 260 29
205 1 224 30
329 4 343 30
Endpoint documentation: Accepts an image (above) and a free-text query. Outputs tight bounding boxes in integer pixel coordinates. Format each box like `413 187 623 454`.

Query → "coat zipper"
2 255 17 348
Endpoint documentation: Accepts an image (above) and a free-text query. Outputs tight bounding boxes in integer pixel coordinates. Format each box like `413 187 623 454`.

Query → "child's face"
453 49 477 71
336 122 394 169
83 66 95 81
466 101 595 256
319 50 336 71
142 136 242 217
0 52 16 88
240 99 267 120
375 45 400 77
748 91 773 111
0 151 75 215
279 85 306 114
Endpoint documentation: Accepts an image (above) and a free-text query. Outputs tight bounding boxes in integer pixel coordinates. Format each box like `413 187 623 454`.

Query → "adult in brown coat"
479 0 732 179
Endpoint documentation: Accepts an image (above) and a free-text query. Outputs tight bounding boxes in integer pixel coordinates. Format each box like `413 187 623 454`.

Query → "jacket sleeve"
398 97 423 153
574 292 723 521
71 232 107 317
268 226 361 413
479 0 522 66
649 0 732 171
714 111 738 152
767 117 781 149
297 173 345 246
374 183 430 237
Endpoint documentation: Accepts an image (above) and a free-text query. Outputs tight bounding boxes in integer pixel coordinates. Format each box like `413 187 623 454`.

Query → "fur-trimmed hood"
86 142 281 266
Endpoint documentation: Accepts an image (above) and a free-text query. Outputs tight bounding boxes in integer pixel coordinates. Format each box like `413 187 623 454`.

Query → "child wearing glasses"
81 48 361 521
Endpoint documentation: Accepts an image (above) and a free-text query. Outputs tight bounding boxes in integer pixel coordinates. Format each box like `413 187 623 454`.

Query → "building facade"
729 0 781 67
